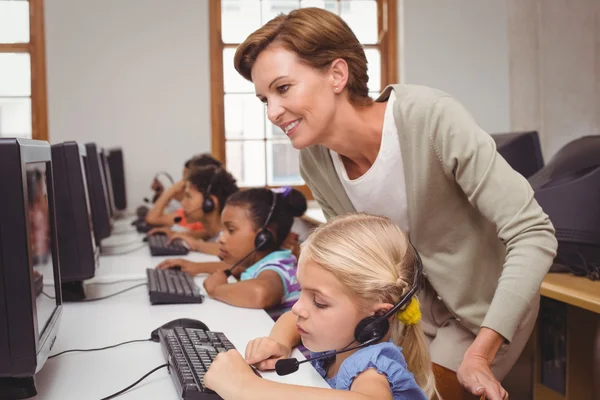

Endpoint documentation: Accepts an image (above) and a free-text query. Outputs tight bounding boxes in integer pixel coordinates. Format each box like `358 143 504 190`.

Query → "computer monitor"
84 143 112 246
529 135 600 273
0 138 62 399
491 131 544 179
51 142 99 301
106 148 127 212
99 149 116 218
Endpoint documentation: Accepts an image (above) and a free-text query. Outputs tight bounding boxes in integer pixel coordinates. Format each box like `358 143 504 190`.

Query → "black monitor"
529 135 600 274
0 138 62 399
491 131 544 179
51 142 99 301
106 148 127 212
84 143 112 245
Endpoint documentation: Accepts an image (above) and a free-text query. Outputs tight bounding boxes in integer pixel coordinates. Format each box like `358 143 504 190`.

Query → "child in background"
159 187 307 321
145 153 221 230
203 213 436 400
163 166 239 255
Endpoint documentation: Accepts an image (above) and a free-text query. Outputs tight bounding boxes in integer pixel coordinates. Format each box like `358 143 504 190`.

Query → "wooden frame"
0 0 48 141
209 0 398 197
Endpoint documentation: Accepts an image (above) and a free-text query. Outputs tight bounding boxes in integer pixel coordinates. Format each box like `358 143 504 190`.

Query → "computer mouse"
150 318 209 342
171 265 182 271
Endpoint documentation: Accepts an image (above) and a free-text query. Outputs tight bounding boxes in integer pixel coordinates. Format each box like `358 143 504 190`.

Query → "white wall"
44 0 211 210
400 0 511 134
508 0 600 159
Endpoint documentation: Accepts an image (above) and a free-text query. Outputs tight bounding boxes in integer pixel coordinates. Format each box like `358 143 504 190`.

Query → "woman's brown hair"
234 7 373 107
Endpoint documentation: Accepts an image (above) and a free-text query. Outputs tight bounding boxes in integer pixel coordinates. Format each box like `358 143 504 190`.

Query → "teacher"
233 7 557 400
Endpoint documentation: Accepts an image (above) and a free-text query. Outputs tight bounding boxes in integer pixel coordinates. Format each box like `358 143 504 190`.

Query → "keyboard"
159 327 243 399
147 268 204 305
148 234 189 256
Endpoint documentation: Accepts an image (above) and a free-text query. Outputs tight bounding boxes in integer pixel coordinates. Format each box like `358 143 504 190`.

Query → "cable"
86 278 146 286
101 242 147 256
100 363 169 400
48 338 152 359
81 283 147 302
41 291 56 300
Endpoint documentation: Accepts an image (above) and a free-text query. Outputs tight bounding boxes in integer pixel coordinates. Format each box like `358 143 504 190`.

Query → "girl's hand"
203 271 228 296
204 349 260 398
147 227 173 237
168 234 198 250
244 337 292 371
155 258 198 275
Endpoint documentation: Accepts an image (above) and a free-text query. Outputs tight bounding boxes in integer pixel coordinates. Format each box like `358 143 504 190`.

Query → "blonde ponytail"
390 318 437 398
302 213 437 398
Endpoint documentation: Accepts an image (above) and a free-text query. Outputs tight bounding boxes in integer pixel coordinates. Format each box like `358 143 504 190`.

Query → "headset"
201 168 221 214
224 190 278 277
275 245 424 376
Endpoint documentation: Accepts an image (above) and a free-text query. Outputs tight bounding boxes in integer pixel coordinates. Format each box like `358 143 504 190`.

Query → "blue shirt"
310 341 428 399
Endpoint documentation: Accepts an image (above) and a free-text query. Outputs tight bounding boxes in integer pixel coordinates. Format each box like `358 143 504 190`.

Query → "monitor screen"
79 154 98 257
25 163 58 336
100 150 116 217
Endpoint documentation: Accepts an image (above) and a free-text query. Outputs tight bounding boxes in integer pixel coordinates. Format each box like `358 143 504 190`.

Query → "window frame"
0 0 48 141
209 0 397 198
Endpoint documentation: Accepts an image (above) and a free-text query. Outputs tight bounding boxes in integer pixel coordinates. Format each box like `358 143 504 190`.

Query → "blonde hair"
234 7 373 107
301 213 436 399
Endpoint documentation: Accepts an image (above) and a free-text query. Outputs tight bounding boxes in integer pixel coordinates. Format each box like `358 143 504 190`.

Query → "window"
0 0 48 140
210 0 397 196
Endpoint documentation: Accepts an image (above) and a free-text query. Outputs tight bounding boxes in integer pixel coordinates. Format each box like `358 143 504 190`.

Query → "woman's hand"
457 353 508 400
204 349 261 399
244 337 292 371
203 271 228 296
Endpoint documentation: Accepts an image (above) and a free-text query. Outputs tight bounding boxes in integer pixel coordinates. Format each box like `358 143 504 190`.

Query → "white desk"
34 239 328 399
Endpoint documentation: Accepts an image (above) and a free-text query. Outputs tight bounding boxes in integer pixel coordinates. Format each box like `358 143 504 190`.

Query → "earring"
334 87 339 93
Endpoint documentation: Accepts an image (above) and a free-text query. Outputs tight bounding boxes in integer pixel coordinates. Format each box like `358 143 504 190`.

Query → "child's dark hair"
187 166 238 213
184 153 222 169
226 188 307 250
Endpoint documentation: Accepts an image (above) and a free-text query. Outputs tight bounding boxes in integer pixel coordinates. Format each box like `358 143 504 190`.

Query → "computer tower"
529 135 600 277
491 131 544 179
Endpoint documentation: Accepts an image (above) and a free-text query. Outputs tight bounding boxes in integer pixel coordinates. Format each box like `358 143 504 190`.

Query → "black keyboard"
147 268 203 305
148 234 189 256
159 327 243 399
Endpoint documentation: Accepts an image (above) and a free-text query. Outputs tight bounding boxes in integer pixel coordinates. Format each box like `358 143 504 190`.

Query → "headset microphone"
274 338 378 376
223 248 259 277
172 203 207 225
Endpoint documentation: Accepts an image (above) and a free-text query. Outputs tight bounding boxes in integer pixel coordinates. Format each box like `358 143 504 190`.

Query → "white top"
330 91 410 232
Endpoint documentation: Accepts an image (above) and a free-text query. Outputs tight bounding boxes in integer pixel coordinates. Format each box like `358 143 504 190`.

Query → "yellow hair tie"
397 297 421 326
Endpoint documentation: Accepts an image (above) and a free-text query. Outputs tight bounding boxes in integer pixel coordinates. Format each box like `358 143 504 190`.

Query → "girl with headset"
203 214 435 400
165 187 307 321
153 165 239 257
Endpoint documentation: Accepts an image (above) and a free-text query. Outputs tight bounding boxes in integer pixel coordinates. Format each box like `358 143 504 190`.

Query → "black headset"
201 168 220 214
353 246 424 344
254 190 278 251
